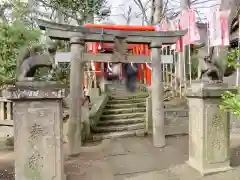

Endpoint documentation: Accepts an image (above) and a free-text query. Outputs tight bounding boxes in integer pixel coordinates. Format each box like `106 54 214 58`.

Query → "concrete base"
186 160 232 176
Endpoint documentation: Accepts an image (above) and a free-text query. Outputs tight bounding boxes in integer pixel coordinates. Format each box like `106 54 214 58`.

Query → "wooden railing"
0 97 12 121
163 70 189 99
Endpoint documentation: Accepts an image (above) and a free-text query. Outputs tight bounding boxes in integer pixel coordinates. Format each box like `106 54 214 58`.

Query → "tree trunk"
150 0 155 25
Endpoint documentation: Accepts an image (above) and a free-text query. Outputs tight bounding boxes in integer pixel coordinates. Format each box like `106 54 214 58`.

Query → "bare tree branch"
133 0 150 25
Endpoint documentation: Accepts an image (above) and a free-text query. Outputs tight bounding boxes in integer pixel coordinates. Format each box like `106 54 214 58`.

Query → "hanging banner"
180 9 190 45
208 9 222 46
176 21 183 52
220 10 230 46
180 8 200 45
167 19 178 50
208 8 230 46
155 18 170 48
189 8 200 44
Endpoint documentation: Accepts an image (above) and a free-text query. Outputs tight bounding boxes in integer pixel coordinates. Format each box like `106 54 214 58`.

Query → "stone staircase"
91 85 148 141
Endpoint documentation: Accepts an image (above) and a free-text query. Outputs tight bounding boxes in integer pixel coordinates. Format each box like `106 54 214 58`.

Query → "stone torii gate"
36 19 186 155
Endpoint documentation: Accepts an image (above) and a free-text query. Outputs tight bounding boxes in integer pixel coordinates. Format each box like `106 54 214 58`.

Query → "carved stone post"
186 80 237 175
150 42 166 147
67 36 85 156
8 81 65 180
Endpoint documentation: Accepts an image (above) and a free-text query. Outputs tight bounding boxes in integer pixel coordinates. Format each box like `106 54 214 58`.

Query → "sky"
105 0 220 25
1 0 220 25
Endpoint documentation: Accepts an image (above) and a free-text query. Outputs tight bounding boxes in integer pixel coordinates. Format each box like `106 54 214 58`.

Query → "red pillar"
135 44 145 82
145 45 151 86
93 42 100 72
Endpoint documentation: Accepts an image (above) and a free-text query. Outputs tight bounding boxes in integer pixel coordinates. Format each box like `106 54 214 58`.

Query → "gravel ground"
0 165 14 180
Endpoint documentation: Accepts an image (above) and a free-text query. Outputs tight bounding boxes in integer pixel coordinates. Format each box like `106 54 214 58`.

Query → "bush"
0 22 41 88
220 47 240 117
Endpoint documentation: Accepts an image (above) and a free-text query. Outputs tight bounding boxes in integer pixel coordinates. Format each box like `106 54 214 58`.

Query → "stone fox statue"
199 46 234 81
16 42 57 81
199 9 239 82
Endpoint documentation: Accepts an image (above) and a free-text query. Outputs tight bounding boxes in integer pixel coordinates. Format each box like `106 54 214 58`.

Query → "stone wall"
89 94 108 128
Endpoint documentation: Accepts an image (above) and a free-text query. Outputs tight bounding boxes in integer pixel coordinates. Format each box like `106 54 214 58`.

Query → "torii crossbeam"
36 19 186 63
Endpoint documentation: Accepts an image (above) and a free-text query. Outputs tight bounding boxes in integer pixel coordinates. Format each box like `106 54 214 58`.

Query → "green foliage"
220 91 240 117
185 45 199 80
0 0 33 25
54 63 70 84
227 47 240 68
220 47 240 117
0 22 41 88
41 0 109 24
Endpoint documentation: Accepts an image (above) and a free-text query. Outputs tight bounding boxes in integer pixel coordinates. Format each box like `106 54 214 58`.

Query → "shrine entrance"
36 19 186 155
84 24 186 98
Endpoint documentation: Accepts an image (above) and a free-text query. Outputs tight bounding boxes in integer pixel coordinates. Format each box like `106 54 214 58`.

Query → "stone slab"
124 170 174 180
13 100 64 180
105 138 186 175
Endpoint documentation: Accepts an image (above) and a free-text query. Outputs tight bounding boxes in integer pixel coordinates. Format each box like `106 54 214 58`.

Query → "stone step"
101 112 145 120
108 93 144 97
107 89 143 93
92 129 146 141
92 122 145 133
105 102 146 109
164 108 188 118
109 93 149 100
105 101 187 109
97 118 145 126
108 98 146 104
103 107 146 115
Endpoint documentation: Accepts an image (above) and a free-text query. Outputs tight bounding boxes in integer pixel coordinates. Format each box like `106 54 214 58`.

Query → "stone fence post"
8 81 65 180
186 80 237 175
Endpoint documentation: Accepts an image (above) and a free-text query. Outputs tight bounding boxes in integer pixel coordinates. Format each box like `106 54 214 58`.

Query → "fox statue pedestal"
186 80 237 175
8 81 65 180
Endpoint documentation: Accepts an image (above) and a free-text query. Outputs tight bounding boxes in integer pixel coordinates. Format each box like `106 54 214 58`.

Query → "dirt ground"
1 135 240 180
0 149 14 180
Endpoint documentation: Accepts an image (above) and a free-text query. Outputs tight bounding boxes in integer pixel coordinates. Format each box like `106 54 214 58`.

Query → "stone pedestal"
186 80 237 175
8 81 65 180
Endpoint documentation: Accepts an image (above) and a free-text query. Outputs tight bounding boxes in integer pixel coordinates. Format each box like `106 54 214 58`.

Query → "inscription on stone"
212 115 221 129
24 107 56 179
28 152 43 169
205 104 228 163
29 123 44 141
10 88 65 99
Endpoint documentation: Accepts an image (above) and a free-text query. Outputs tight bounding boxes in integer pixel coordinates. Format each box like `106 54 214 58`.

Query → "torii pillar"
150 42 166 147
67 36 85 156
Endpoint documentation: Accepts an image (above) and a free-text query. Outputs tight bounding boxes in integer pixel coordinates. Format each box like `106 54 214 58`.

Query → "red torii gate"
84 24 158 86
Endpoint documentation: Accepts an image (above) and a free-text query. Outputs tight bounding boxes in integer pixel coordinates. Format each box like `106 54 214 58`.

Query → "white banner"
208 8 230 47
220 10 230 46
208 9 222 46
